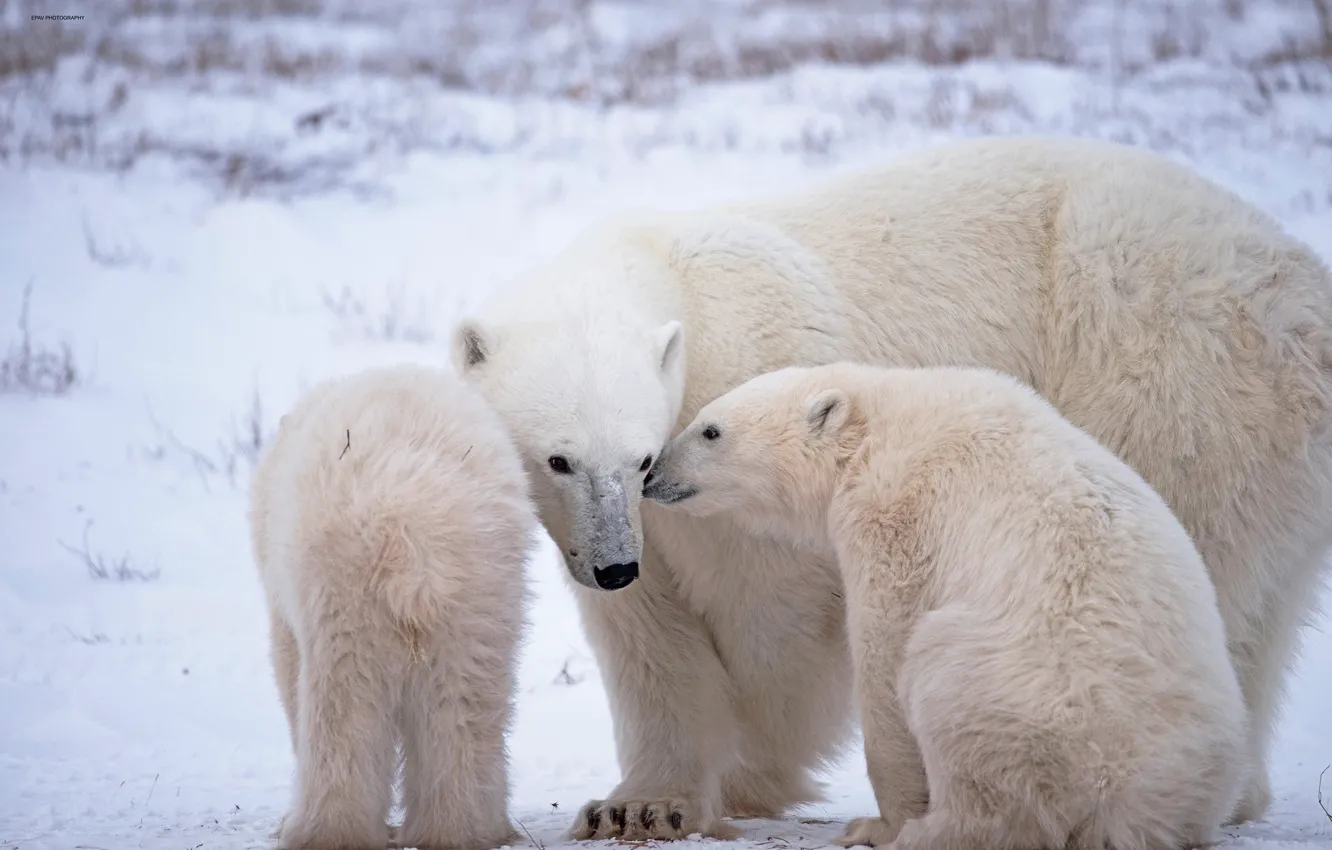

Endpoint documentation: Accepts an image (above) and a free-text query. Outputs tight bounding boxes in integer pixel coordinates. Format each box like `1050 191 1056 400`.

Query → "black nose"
593 562 639 590
644 469 656 487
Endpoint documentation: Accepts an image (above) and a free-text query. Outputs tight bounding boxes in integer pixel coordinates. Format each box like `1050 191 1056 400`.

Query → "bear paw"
273 811 396 850
1226 775 1273 825
833 816 903 848
400 822 519 850
567 796 742 841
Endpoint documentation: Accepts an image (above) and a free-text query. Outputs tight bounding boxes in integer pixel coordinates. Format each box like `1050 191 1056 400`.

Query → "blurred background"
1 3 1330 850
3 0 1330 197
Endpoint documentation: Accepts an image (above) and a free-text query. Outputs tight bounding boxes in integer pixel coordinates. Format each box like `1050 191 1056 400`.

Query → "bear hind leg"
721 762 825 819
398 632 518 850
1213 535 1332 824
279 624 397 850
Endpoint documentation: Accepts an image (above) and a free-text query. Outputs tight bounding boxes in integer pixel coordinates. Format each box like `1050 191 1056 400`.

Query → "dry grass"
58 518 162 582
0 279 79 396
140 387 273 489
217 387 269 484
1315 0 1332 47
319 283 436 343
1320 764 1331 822
2 0 1329 195
82 211 148 268
5 0 1327 98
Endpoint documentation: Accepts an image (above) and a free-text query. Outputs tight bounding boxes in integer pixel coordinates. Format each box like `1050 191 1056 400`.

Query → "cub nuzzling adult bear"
451 135 1332 840
644 362 1249 850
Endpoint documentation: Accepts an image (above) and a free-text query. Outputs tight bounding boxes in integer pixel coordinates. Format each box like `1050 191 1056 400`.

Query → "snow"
2 1 1332 848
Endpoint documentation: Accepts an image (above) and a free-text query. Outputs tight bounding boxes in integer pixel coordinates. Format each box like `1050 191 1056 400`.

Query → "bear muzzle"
643 474 697 505
593 561 640 590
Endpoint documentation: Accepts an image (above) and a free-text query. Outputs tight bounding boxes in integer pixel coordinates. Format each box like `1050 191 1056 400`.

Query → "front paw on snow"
568 797 742 841
833 816 902 848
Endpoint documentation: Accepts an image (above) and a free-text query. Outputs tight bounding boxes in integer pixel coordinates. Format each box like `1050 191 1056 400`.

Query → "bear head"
450 299 686 592
644 365 858 545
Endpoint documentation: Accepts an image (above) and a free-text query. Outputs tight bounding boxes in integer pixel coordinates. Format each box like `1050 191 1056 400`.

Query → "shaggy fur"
249 365 537 850
645 362 1250 850
452 136 1332 839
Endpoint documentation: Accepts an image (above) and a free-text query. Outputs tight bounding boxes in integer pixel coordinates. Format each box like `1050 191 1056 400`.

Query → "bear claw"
568 796 741 841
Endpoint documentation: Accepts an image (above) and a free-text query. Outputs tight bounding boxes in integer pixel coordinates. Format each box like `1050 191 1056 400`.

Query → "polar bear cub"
249 364 538 850
643 362 1248 850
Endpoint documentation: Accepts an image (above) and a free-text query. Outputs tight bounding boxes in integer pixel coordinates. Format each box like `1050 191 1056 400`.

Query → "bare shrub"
4 0 1331 194
0 15 85 80
144 399 223 489
216 387 271 486
59 518 161 582
1320 764 1331 822
7 0 1322 104
0 279 78 396
320 282 435 343
1315 0 1332 51
82 212 148 268
66 628 111 644
140 387 272 489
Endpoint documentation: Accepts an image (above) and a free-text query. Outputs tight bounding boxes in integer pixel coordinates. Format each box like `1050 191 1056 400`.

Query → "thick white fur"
451 136 1332 839
249 365 538 850
646 362 1249 850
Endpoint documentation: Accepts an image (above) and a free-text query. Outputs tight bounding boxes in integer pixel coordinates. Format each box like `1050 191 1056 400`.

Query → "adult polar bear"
452 136 1332 840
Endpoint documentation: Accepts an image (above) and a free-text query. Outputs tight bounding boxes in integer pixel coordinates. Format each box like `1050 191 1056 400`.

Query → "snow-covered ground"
2 1 1331 848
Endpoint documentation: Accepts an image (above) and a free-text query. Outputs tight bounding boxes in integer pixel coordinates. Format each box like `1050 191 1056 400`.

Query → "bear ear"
805 388 850 435
654 319 685 376
452 320 490 372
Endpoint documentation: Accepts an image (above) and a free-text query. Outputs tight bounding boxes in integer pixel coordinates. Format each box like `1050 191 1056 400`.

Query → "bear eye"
639 454 654 472
702 425 721 441
548 455 572 474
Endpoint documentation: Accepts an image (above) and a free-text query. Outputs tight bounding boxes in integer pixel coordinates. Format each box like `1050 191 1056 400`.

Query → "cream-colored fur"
249 365 538 850
452 136 1332 839
645 362 1249 850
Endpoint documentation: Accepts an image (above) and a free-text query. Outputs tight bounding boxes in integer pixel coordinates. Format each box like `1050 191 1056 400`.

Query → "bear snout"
593 561 639 590
643 474 697 505
643 473 663 499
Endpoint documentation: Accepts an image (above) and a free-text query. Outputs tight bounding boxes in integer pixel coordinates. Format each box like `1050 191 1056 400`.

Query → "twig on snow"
1319 764 1331 822
516 819 544 850
553 656 583 686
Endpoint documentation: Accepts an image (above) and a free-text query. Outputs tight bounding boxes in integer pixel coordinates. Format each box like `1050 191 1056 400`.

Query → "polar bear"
643 361 1249 850
450 135 1332 839
249 364 538 850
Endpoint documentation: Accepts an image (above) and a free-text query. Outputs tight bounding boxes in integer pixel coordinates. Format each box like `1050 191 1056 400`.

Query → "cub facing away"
249 364 538 850
643 362 1247 850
